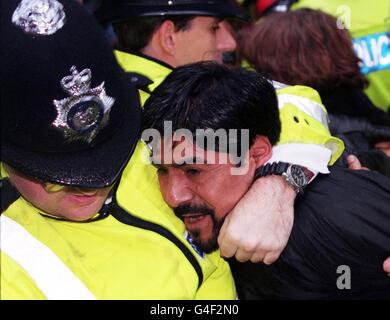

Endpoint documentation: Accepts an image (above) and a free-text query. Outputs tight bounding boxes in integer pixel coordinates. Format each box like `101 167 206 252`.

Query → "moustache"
173 204 215 220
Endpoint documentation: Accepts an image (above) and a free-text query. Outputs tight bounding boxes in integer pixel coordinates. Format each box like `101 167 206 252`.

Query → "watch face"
290 165 307 187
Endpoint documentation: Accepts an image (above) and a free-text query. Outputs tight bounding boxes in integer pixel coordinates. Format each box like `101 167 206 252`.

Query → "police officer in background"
291 0 390 159
95 0 244 104
94 0 348 265
1 0 235 299
249 0 390 115
291 0 390 114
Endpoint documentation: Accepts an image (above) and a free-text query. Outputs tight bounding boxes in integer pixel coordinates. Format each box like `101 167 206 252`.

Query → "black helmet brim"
95 2 248 25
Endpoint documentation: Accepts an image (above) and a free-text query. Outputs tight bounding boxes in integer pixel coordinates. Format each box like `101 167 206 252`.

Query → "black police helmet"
95 0 247 24
1 0 142 188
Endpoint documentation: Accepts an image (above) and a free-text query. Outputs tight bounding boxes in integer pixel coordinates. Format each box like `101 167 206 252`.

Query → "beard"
174 204 225 254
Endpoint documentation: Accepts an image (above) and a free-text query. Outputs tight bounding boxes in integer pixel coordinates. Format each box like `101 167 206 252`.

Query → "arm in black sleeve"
230 167 390 300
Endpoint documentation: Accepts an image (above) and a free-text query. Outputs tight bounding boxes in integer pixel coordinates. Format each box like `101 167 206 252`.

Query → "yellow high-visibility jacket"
292 0 390 112
116 51 344 174
0 167 235 299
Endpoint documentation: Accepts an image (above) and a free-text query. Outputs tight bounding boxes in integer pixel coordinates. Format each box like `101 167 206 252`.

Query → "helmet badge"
52 66 115 143
12 0 66 36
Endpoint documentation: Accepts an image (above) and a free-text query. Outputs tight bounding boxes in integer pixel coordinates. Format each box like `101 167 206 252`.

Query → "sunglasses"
41 182 68 193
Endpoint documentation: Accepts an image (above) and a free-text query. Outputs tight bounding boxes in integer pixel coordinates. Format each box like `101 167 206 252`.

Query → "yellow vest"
114 51 172 105
1 183 235 300
1 153 235 300
1 52 236 300
275 84 344 165
292 0 390 112
116 51 344 168
114 52 237 299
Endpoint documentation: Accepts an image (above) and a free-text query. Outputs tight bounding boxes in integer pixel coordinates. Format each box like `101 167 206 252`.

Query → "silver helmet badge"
52 66 115 143
12 0 66 36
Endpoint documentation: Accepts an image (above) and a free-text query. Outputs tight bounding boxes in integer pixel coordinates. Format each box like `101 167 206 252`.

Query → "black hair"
113 16 194 53
142 62 280 153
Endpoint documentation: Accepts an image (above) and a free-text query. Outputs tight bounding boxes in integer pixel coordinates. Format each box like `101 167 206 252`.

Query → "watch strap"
253 162 290 182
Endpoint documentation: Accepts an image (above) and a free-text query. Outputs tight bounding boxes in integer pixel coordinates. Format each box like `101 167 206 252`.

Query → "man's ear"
248 136 272 167
156 20 176 56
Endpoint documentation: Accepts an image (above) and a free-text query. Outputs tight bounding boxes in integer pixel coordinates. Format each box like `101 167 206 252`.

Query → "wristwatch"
253 162 311 194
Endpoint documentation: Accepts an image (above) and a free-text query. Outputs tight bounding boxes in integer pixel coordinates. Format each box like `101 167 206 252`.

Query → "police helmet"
95 0 247 24
1 0 141 188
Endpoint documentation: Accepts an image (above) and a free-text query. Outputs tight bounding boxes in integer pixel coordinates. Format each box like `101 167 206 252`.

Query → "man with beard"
94 0 348 265
143 62 390 299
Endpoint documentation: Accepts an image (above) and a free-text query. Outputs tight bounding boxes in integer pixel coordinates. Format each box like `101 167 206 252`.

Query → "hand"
384 257 390 277
218 175 296 264
375 141 390 157
347 154 369 170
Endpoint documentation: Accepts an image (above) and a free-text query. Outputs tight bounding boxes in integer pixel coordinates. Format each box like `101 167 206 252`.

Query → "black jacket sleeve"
230 167 390 300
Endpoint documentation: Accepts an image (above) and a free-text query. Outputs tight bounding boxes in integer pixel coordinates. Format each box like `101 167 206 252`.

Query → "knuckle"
263 252 281 265
242 241 257 252
227 234 243 245
250 255 264 264
235 254 250 263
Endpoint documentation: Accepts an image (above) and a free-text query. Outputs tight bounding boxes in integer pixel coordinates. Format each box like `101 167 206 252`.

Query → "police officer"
291 0 390 158
95 0 244 104
292 0 390 113
1 0 235 299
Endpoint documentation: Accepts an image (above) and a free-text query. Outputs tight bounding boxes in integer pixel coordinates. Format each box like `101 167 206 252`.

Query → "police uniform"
117 50 344 178
270 83 344 172
292 0 390 112
111 52 237 299
1 172 234 299
115 51 172 105
0 0 235 300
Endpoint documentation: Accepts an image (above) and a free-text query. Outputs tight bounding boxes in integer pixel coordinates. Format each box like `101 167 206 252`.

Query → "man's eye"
157 167 167 175
211 25 220 32
186 168 200 176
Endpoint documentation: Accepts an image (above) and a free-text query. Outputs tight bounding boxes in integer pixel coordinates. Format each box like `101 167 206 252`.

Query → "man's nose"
162 171 194 208
217 21 237 53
